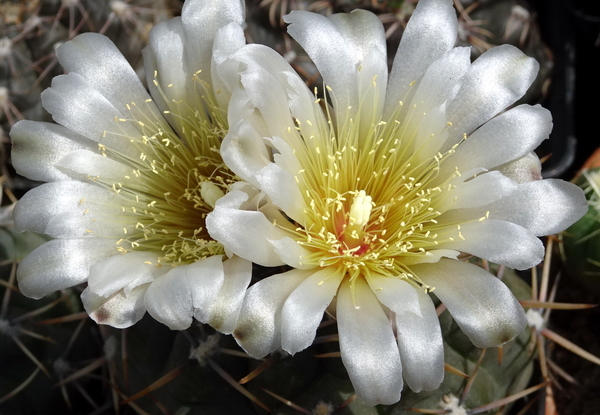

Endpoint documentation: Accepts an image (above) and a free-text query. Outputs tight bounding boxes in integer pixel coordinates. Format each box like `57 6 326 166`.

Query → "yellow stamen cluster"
91 71 234 266
287 85 477 290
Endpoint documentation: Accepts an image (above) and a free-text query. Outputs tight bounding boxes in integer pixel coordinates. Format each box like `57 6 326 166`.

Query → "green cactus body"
562 167 600 294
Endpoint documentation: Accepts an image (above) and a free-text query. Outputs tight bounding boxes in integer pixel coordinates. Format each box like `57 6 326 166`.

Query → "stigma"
343 190 373 250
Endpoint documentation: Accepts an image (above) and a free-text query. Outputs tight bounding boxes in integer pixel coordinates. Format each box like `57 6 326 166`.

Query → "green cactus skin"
562 167 600 295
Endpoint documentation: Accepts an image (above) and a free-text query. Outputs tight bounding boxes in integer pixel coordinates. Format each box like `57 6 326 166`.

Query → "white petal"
495 152 542 183
218 181 266 211
224 44 331 189
254 162 305 223
87 251 166 298
231 45 321 137
412 102 451 163
10 121 95 182
492 179 588 235
224 44 327 179
411 47 471 114
327 10 388 133
384 0 458 118
188 255 227 314
181 0 244 87
269 135 302 176
57 33 159 118
236 54 298 141
199 255 252 334
233 269 311 358
55 149 132 182
284 11 359 122
436 219 544 270
408 48 471 160
144 266 193 330
17 238 118 299
81 283 149 329
439 179 588 236
41 73 143 158
328 10 386 67
439 171 518 212
222 115 272 188
442 104 552 174
281 267 343 355
143 17 192 137
446 45 539 142
206 190 289 267
43 208 133 239
395 288 444 392
14 181 125 235
366 274 422 317
414 259 527 347
211 21 247 110
269 237 314 270
401 249 460 266
337 278 403 405
144 256 225 330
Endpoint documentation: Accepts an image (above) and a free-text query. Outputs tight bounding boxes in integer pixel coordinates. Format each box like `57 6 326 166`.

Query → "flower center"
92 71 234 266
283 87 474 288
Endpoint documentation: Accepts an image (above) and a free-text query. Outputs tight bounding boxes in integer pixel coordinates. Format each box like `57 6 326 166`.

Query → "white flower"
206 0 588 405
11 0 251 333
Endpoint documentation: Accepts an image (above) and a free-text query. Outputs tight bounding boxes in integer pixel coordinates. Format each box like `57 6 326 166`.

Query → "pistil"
343 190 373 250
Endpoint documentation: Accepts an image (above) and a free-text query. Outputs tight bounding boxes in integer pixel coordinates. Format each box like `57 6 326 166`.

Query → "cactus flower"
11 0 251 332
206 0 587 405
